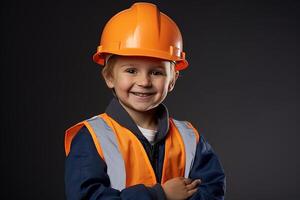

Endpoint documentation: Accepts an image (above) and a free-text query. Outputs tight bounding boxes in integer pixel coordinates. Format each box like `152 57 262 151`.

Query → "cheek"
114 75 132 90
153 78 170 91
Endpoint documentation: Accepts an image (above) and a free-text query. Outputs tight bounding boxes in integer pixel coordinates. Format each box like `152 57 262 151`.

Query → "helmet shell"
93 2 188 70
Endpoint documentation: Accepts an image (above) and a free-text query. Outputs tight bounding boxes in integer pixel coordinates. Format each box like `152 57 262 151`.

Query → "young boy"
65 2 225 200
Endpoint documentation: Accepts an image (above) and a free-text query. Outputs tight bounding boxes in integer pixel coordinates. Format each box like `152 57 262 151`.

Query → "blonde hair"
101 55 118 79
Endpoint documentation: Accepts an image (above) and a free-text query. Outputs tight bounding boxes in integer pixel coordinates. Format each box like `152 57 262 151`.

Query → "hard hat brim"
93 49 188 71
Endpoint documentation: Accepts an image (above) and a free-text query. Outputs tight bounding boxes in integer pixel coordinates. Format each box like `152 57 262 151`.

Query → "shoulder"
170 118 201 143
65 115 103 156
65 114 106 140
170 119 217 154
68 125 100 157
71 126 93 147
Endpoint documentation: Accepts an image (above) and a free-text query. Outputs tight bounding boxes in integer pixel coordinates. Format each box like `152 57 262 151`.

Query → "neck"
119 101 158 130
133 109 158 130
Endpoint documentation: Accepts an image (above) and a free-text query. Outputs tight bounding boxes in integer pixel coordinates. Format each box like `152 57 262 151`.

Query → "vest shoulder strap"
86 115 126 190
171 119 200 178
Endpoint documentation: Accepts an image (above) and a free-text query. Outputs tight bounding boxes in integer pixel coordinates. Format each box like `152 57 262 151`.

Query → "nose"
136 73 152 87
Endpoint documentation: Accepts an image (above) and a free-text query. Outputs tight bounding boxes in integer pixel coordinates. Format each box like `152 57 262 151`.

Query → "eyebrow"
151 65 166 69
119 64 135 69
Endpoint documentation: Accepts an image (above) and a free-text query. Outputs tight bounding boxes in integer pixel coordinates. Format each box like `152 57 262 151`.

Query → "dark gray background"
1 0 299 199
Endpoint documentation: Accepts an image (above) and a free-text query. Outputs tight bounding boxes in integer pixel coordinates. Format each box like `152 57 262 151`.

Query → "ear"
102 70 115 89
168 70 179 92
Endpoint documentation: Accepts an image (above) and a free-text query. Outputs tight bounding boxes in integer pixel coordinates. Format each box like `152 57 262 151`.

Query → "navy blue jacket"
65 98 226 199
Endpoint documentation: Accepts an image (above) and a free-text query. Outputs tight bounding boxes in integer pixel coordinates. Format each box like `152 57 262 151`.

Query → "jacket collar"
105 97 170 143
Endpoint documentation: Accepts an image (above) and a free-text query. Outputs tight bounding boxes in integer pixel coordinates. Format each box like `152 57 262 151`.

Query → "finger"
186 179 201 190
187 188 198 197
183 178 192 185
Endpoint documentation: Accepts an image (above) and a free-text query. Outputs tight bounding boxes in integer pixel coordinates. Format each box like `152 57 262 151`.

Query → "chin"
119 98 159 112
131 106 153 112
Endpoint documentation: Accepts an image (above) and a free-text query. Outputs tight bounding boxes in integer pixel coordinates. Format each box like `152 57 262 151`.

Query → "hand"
162 177 201 200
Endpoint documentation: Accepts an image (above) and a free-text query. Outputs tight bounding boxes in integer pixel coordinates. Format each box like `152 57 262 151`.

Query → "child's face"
103 56 178 114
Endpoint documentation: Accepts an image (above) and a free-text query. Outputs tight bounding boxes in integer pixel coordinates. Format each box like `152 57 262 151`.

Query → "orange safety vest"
65 113 199 190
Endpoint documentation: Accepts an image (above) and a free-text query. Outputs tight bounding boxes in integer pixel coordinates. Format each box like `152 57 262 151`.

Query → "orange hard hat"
92 2 188 70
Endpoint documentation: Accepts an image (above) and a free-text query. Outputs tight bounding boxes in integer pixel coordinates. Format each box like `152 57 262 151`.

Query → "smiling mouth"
131 92 154 97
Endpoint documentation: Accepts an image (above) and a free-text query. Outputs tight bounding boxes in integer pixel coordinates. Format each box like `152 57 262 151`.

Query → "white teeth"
132 92 151 97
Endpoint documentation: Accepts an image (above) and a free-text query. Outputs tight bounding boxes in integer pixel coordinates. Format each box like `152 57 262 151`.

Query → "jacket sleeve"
65 126 166 200
188 135 226 200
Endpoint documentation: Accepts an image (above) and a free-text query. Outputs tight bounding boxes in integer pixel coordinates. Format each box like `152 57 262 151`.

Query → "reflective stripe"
172 119 197 178
87 116 126 190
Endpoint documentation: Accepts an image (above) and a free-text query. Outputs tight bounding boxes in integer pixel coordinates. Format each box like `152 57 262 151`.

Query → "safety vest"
65 113 199 191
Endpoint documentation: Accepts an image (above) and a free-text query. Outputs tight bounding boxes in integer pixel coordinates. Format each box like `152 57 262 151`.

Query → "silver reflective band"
87 116 126 190
172 120 198 178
